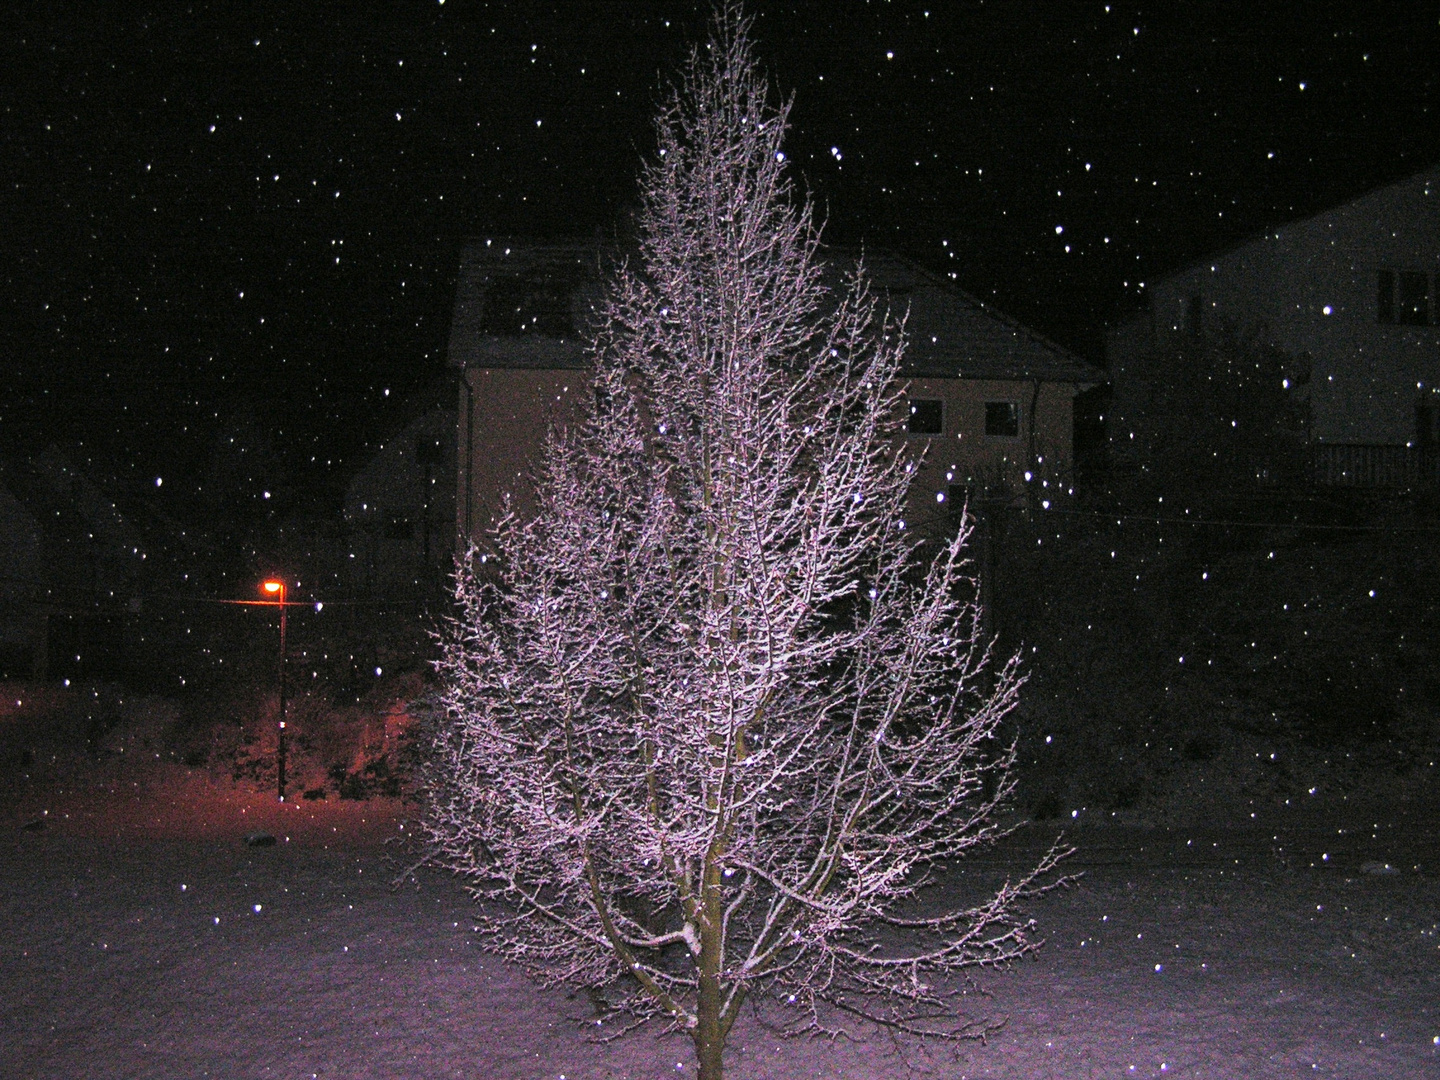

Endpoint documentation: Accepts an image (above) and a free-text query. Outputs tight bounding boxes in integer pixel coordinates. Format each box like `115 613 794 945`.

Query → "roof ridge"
1144 161 1440 287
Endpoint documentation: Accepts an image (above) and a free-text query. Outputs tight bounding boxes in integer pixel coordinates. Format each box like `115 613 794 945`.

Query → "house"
448 240 1104 546
1107 164 1440 487
0 447 152 678
0 479 43 676
449 241 603 543
859 252 1105 531
343 384 457 594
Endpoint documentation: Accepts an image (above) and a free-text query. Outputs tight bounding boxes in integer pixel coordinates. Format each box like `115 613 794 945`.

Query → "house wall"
457 367 1081 546
901 377 1077 530
458 366 587 543
1111 168 1440 447
345 406 457 592
0 485 43 675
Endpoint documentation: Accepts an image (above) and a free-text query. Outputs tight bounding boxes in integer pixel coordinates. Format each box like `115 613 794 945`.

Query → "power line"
1046 506 1440 534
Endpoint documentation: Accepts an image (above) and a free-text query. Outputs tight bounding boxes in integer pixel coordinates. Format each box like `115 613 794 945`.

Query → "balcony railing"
1311 443 1439 488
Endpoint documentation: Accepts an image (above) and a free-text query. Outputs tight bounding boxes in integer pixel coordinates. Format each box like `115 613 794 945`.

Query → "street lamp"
262 578 288 801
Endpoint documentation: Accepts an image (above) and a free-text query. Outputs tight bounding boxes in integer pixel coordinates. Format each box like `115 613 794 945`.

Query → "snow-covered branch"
423 8 1064 1078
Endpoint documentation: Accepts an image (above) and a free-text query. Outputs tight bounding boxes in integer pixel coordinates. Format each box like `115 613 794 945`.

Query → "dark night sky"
3 1 1438 519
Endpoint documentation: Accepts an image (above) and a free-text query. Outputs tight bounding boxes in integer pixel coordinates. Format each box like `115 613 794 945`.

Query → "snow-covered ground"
2 750 1436 1080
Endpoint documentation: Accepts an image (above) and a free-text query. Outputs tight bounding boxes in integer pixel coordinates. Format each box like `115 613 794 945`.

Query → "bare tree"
1113 319 1312 495
424 10 1066 1078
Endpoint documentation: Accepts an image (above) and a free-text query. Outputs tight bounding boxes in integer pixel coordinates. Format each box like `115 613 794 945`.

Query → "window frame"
1377 267 1434 327
1377 269 1396 324
906 397 944 436
984 400 1021 439
945 483 971 520
1398 270 1430 326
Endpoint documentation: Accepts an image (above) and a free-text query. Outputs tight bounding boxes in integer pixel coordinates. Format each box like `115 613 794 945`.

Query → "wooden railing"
1311 444 1439 488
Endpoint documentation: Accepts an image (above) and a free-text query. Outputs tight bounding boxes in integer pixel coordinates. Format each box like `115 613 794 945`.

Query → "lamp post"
262 578 287 801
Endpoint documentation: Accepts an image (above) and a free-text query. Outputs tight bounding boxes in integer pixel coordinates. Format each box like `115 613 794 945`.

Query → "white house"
447 240 1104 545
1107 164 1440 485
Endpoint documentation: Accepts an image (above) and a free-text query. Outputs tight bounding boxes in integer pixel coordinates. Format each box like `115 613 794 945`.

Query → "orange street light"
261 578 288 801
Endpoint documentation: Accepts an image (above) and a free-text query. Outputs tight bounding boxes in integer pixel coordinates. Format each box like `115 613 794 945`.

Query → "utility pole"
262 579 288 801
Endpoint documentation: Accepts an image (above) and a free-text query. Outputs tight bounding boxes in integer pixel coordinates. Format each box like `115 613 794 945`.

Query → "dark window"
480 275 577 336
907 398 943 435
946 484 970 520
1377 269 1395 323
1398 271 1430 326
985 401 1020 438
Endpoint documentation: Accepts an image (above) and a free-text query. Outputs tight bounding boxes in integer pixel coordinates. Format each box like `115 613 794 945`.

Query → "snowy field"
2 761 1436 1080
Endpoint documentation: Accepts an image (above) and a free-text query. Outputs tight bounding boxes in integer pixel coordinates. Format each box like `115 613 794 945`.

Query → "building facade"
344 396 457 594
1107 165 1440 486
449 241 1103 546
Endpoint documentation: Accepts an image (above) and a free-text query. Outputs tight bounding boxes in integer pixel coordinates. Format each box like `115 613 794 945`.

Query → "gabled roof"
854 251 1102 384
448 239 1103 386
1146 162 1440 291
447 240 603 371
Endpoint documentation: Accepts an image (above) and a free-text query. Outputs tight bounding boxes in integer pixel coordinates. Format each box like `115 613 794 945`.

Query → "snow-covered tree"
1113 320 1311 494
424 10 1065 1078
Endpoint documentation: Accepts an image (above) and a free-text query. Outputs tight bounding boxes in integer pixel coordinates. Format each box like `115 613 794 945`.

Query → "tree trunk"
693 860 725 1080
693 966 724 1080
694 1027 724 1080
